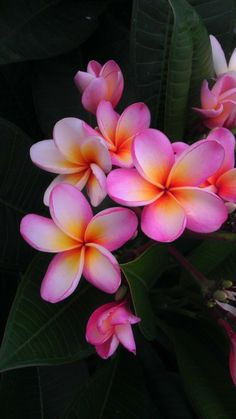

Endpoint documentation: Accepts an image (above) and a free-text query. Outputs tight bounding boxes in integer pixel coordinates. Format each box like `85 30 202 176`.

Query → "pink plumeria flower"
86 300 140 359
30 117 112 207
219 319 236 386
194 74 236 129
96 100 151 168
210 35 236 78
74 60 124 114
107 128 228 242
204 128 236 208
20 184 138 303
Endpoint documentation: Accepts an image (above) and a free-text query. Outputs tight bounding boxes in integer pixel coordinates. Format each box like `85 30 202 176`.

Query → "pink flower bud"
74 60 124 114
194 74 236 129
219 319 236 386
86 300 140 359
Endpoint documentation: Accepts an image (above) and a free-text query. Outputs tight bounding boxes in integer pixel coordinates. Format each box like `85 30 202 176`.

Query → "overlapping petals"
30 117 112 207
74 60 124 114
194 75 236 129
86 300 140 359
205 128 236 206
20 184 138 302
107 129 228 242
210 35 236 78
96 100 151 167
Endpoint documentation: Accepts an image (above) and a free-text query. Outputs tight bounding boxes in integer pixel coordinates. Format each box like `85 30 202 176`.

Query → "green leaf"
0 362 88 419
188 0 236 53
130 0 212 138
121 245 169 340
171 320 236 419
32 52 89 137
0 118 50 270
0 254 110 372
0 1 107 64
64 351 152 419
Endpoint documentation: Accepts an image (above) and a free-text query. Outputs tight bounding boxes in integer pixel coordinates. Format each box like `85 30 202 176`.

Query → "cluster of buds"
20 36 236 360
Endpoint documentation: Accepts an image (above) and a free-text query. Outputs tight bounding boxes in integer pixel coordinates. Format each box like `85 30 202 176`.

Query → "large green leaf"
0 1 107 64
130 0 212 138
0 118 50 270
64 351 152 419
171 320 236 419
121 244 169 340
188 0 236 53
0 361 88 419
0 255 110 371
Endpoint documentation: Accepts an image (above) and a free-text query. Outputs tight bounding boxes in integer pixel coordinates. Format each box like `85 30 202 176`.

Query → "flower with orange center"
20 184 138 303
30 117 111 207
96 100 151 168
107 128 228 242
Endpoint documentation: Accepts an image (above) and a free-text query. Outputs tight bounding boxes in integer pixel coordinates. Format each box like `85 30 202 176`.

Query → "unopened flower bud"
222 280 233 289
213 290 228 302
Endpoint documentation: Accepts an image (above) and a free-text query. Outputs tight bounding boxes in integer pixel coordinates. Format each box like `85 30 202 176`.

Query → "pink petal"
216 169 236 201
115 323 136 353
219 319 236 386
110 140 133 168
74 70 94 92
43 171 91 206
83 244 121 293
228 48 236 72
88 60 102 76
172 187 228 232
172 141 189 157
110 305 140 325
210 35 228 76
107 168 160 206
207 127 235 178
194 105 223 120
100 60 121 78
82 77 108 114
200 80 218 108
40 248 84 303
86 302 116 345
49 183 93 241
53 118 87 164
96 335 119 359
30 140 79 174
133 128 174 186
212 74 236 97
141 193 186 242
107 71 124 107
96 100 119 145
115 103 151 147
81 136 112 173
85 207 138 251
167 140 225 187
20 215 79 252
86 164 107 207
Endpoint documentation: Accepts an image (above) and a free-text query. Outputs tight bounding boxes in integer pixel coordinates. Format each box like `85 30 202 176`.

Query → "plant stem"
167 245 212 295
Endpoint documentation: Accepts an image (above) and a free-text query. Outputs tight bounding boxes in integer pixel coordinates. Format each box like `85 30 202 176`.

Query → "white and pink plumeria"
20 184 138 303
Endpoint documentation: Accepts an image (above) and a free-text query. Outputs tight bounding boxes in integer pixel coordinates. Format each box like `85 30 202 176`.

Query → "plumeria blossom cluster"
20 45 236 361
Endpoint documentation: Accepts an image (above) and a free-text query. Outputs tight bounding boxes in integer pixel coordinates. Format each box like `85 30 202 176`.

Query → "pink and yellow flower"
210 35 236 78
204 128 236 206
219 319 236 386
74 60 124 114
30 117 111 207
107 128 228 242
86 300 140 359
20 184 138 303
194 74 236 129
96 100 151 167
